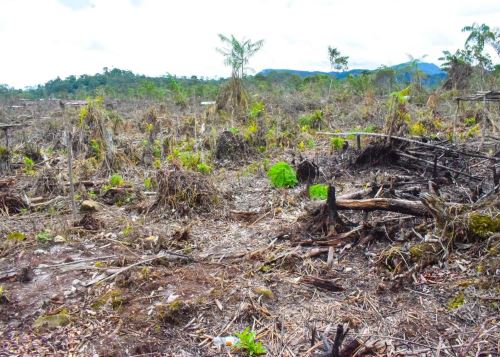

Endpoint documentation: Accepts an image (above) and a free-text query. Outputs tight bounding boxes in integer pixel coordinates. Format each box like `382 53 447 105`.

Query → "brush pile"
152 168 219 215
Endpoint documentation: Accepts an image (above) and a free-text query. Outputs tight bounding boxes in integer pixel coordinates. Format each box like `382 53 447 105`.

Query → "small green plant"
89 139 102 159
153 158 162 169
409 121 427 136
23 156 35 175
447 291 465 310
298 110 323 129
235 327 267 356
87 190 97 199
122 224 132 237
243 120 258 141
309 184 328 200
465 124 480 138
464 117 476 126
364 124 377 133
144 177 152 190
36 230 53 243
330 137 346 151
0 285 9 304
0 146 10 161
249 101 265 119
109 173 124 187
228 127 239 135
197 162 212 174
6 232 26 241
267 162 298 188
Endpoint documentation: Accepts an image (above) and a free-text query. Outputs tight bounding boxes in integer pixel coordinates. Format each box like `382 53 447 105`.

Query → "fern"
309 184 328 200
267 162 298 188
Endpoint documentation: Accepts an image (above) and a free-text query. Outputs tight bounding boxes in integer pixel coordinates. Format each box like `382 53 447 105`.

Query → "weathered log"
336 197 430 216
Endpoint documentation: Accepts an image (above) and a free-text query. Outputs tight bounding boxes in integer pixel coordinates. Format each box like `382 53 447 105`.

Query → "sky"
1 0 499 88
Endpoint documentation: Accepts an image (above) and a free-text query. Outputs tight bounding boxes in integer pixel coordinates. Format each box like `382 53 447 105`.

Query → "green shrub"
36 230 53 243
7 232 26 241
89 139 102 159
298 110 323 129
409 121 427 136
197 162 212 174
267 162 298 188
309 184 328 200
178 151 201 170
144 177 152 190
249 101 265 119
330 137 346 151
364 124 377 133
109 173 124 187
23 156 35 174
464 117 476 126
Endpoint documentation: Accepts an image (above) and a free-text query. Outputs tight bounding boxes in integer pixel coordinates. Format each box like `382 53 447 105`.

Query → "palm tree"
462 23 496 88
438 49 473 90
217 34 264 80
462 23 496 58
216 34 264 114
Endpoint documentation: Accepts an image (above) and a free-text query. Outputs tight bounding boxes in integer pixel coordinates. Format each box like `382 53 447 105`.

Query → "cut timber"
336 197 430 217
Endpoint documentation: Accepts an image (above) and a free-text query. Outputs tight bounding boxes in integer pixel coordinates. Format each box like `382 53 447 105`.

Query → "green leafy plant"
235 327 267 356
144 177 152 190
330 137 346 151
36 230 53 243
89 139 102 159
197 162 212 174
267 162 298 188
0 285 9 304
109 173 124 187
309 184 328 200
298 110 323 129
364 124 377 133
249 101 265 119
7 232 26 241
228 127 239 135
464 117 476 126
409 121 427 136
23 156 35 175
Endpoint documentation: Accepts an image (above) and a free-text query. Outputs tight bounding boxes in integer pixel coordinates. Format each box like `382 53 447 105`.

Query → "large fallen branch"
336 197 430 216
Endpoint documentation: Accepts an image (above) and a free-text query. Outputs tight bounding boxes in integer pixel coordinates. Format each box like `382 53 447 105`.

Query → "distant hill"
258 62 447 87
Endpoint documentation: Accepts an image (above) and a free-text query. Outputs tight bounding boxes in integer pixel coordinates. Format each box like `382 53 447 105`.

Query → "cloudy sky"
1 0 499 88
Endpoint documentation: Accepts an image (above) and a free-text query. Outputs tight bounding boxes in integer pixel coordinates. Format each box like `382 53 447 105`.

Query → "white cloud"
0 0 499 88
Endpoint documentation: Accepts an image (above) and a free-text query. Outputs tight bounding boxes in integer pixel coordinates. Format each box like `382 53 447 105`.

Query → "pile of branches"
151 168 219 216
34 168 65 197
0 179 27 215
215 130 253 163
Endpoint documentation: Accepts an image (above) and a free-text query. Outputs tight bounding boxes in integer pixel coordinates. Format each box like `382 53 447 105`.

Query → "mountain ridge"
257 61 447 86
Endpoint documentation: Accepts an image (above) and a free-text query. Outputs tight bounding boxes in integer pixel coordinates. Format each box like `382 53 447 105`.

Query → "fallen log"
336 197 430 217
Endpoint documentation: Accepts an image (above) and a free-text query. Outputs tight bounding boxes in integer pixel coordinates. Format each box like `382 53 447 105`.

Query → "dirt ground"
1 103 499 356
